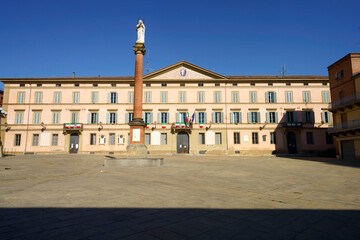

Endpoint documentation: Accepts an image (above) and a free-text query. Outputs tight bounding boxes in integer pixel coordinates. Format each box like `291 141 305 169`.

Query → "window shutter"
142 112 145 121
265 92 269 103
230 112 234 123
221 112 224 123
285 112 288 122
107 93 111 103
257 112 261 123
275 112 278 123
176 113 180 122
311 112 315 123
125 112 129 124
115 113 118 124
248 112 251 123
294 112 298 122
96 113 99 123
196 112 199 123
212 112 215 122
302 112 306 122
158 113 161 123
239 112 242 123
266 112 270 123
116 93 118 103
88 113 91 124
274 92 277 103
328 112 332 123
106 113 110 124
321 112 325 122
204 112 207 123
150 112 153 123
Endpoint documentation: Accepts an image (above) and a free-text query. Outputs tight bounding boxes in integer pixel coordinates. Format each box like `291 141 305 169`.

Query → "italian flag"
76 123 81 128
145 123 149 128
65 123 70 129
162 123 166 128
70 123 75 128
199 123 204 128
175 122 180 127
181 122 185 128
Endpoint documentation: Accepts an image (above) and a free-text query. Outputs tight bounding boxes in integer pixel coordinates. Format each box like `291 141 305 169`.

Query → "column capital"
133 43 146 55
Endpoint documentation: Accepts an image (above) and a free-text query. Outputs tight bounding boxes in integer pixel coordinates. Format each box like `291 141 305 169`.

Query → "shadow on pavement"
276 156 360 169
0 208 359 240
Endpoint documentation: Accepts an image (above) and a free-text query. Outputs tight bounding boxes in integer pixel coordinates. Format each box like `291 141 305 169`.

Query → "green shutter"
88 113 91 124
265 92 269 103
158 113 161 123
204 112 207 123
274 92 277 103
106 113 110 124
266 112 270 123
275 112 278 123
239 112 242 123
125 113 129 124
248 112 251 123
115 113 118 124
230 112 234 124
257 112 261 123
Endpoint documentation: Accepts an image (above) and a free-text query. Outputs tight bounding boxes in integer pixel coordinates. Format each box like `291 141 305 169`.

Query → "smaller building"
328 53 360 160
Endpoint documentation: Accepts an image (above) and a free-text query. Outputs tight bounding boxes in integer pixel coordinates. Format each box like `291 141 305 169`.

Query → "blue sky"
0 0 359 87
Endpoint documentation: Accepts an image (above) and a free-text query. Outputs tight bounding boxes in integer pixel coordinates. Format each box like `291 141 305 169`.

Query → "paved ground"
0 154 360 239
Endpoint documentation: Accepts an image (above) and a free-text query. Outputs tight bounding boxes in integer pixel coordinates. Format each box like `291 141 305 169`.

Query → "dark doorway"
287 132 297 154
69 133 79 154
341 140 355 160
177 132 189 153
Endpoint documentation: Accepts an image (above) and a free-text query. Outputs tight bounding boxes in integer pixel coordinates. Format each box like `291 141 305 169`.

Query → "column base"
126 144 148 158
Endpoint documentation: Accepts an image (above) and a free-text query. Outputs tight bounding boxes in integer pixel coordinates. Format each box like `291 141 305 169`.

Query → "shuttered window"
33 112 41 124
91 92 98 104
71 112 79 123
161 133 167 145
73 92 80 103
214 91 221 103
160 92 167 103
322 91 330 103
17 92 25 104
303 91 311 103
234 132 240 144
109 133 115 145
179 91 186 103
52 134 58 146
54 92 61 104
52 112 60 124
285 91 293 103
15 112 23 124
250 91 257 103
35 92 42 104
232 91 239 103
144 92 151 103
215 133 222 144
198 92 205 103
33 134 39 146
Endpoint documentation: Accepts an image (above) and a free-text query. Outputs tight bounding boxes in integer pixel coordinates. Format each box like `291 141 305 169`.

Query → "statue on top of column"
136 20 145 44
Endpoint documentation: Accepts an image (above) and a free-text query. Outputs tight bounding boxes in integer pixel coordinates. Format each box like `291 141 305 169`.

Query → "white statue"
136 20 145 44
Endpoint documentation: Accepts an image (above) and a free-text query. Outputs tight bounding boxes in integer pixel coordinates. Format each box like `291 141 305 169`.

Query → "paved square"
1 154 360 239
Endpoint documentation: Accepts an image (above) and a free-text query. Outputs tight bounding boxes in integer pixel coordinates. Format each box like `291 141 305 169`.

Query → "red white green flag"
199 123 204 128
76 123 81 128
70 123 75 128
181 122 185 128
175 122 180 127
145 123 150 128
162 123 166 128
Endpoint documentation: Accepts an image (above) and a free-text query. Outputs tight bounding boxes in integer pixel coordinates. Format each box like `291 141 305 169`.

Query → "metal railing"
329 119 360 132
331 92 360 109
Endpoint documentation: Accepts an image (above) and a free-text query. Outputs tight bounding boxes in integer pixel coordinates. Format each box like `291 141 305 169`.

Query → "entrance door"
69 133 79 154
341 140 355 160
287 132 297 154
177 132 189 153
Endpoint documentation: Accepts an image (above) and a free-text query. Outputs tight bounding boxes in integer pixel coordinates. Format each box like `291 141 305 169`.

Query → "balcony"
330 93 360 112
328 119 360 135
282 122 303 128
63 123 83 131
171 122 193 134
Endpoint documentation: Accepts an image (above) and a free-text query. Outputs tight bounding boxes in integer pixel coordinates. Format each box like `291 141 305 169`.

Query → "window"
37 84 42 87
180 83 185 87
322 91 330 103
215 133 222 144
266 92 277 103
198 83 204 87
306 132 314 144
198 92 205 103
159 112 168 124
35 92 42 104
215 83 220 87
214 91 221 103
250 91 257 103
286 83 291 86
109 112 117 124
144 92 151 103
145 133 151 145
160 92 167 103
56 83 61 87
249 112 260 123
111 83 117 87
250 83 255 86
20 84 25 87
267 112 278 123
71 112 79 123
90 112 99 124
198 133 205 145
73 92 80 103
268 83 273 86
234 132 240 144
54 92 61 104
91 92 98 104
161 83 167 87
303 91 311 103
52 134 58 146
303 111 314 123
15 112 23 124
252 132 259 144
109 133 115 145
322 83 327 86
161 133 167 145
52 112 60 124
74 83 79 87
33 134 39 146
285 91 293 103
233 83 238 86
93 84 98 87
232 91 239 103
128 92 133 104
321 112 331 123
130 83 134 87
285 111 295 123
270 132 276 144
109 92 118 104
230 112 242 124
146 83 151 87
90 134 96 145
125 112 134 123
177 112 187 123
304 83 308 86
179 91 186 103
14 134 21 146
213 112 223 123
335 70 344 80
326 133 333 144
33 112 41 124
17 92 25 104
197 112 206 123
144 112 153 123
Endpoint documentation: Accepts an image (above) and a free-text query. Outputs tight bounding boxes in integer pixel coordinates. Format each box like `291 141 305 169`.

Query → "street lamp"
0 107 8 157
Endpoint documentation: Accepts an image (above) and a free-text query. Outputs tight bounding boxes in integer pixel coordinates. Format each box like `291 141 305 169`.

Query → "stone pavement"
0 154 360 239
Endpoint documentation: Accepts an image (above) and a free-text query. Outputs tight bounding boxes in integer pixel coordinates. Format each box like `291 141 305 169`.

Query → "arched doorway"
287 132 297 154
69 133 79 154
177 132 189 153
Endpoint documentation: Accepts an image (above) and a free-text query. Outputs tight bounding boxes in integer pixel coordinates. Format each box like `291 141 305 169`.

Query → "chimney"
98 75 100 77
73 72 75 78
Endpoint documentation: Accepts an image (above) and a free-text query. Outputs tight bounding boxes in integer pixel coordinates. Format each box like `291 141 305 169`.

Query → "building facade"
1 61 333 155
328 53 360 160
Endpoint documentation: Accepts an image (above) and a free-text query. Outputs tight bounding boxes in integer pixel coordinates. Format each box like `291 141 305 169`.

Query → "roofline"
327 53 360 70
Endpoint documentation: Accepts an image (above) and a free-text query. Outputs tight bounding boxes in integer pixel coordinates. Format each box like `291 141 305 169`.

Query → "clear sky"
0 0 359 86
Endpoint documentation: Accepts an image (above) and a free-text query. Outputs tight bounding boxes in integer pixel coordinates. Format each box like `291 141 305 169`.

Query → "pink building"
0 61 333 155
